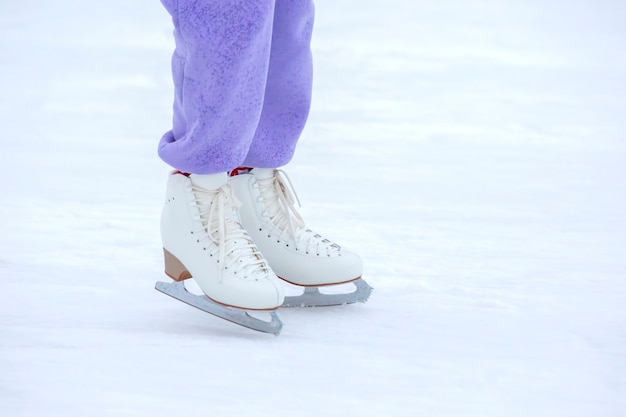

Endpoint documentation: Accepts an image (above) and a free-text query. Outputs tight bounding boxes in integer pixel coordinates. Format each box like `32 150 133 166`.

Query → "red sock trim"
229 167 253 177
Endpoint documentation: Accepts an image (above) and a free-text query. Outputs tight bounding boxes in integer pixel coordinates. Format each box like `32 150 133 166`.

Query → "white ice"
1 1 625 416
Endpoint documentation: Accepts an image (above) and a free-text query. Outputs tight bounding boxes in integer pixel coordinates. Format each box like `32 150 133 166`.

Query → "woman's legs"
158 0 276 174
158 0 315 173
156 1 368 323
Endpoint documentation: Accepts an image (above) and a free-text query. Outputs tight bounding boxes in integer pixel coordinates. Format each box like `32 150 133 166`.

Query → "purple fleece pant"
158 0 314 174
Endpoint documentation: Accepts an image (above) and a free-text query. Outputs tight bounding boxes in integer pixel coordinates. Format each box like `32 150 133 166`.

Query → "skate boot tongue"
190 172 228 189
250 168 275 181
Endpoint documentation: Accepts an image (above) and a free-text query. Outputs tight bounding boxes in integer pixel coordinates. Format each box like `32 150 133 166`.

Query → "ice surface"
1 1 625 416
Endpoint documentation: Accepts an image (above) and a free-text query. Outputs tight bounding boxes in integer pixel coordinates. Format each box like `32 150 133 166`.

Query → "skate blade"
155 280 283 335
282 278 373 308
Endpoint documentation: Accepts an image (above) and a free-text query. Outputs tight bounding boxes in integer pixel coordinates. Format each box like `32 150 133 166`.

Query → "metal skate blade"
155 280 282 335
282 278 373 308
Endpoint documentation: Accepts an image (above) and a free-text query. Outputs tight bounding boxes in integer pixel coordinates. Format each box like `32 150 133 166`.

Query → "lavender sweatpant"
158 0 314 174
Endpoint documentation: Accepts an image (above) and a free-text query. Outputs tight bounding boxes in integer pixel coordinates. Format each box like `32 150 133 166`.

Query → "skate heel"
163 248 192 281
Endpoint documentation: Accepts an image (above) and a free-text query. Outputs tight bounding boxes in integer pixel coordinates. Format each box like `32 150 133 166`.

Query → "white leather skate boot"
229 168 364 288
160 171 284 311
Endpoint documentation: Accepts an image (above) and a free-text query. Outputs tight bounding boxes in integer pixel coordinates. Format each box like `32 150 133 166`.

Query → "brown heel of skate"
163 248 192 282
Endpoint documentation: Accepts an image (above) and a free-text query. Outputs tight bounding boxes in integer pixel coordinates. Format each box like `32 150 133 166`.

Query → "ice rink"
1 1 625 416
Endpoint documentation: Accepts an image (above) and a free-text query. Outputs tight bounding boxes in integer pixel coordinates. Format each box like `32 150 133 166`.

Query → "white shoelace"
191 183 269 279
255 170 341 257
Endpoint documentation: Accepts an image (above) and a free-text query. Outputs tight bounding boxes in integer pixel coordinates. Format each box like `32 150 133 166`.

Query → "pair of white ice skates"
155 168 372 334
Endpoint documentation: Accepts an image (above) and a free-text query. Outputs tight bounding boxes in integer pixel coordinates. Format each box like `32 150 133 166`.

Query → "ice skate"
229 168 373 307
155 171 284 334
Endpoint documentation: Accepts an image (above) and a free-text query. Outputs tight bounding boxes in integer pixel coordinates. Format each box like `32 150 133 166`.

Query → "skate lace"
192 183 269 279
255 170 341 256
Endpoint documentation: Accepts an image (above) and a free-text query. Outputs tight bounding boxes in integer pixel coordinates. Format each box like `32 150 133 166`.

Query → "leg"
229 2 364 288
157 1 285 322
158 0 276 174
242 0 315 168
